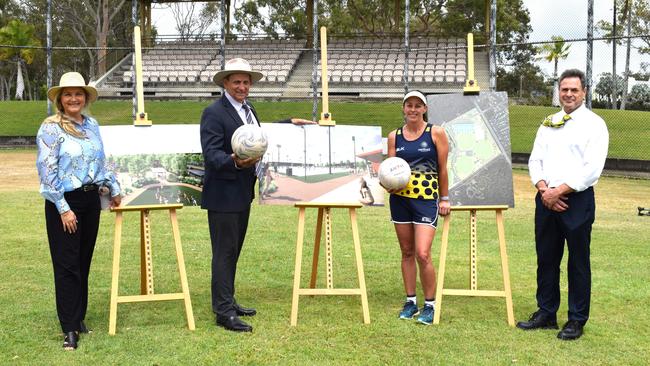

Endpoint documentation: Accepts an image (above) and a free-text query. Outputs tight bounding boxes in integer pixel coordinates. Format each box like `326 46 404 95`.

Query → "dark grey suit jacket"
200 96 290 212
200 96 260 212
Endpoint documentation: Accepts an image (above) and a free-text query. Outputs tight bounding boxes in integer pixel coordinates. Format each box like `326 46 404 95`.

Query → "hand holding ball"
231 124 268 160
379 157 411 191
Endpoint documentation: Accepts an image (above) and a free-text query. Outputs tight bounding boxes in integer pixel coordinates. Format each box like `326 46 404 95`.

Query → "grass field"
1 100 648 160
1 149 649 364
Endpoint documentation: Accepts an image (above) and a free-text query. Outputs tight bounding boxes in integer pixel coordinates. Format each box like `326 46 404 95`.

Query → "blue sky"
524 0 644 80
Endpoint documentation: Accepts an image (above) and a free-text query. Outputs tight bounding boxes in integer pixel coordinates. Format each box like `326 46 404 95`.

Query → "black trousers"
45 190 101 333
534 187 595 324
208 207 251 317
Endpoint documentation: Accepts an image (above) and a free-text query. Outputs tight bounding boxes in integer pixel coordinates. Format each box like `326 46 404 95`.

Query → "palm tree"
596 0 640 109
538 36 571 106
0 20 41 100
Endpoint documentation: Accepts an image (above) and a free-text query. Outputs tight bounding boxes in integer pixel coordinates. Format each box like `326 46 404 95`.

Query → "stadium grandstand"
95 36 486 99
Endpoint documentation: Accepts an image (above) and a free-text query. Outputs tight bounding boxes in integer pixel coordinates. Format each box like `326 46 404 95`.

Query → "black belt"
74 184 98 192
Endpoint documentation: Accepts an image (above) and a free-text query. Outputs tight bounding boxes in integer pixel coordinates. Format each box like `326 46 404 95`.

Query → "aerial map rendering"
428 92 514 207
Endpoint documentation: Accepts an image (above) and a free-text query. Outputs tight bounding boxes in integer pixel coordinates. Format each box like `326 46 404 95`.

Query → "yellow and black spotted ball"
395 168 439 200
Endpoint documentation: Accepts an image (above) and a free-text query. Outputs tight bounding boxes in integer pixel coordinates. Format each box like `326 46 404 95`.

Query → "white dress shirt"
528 103 609 192
224 91 259 125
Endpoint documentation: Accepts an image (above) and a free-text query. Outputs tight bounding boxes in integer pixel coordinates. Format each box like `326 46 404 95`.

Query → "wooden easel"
290 202 370 326
433 205 514 326
108 203 195 335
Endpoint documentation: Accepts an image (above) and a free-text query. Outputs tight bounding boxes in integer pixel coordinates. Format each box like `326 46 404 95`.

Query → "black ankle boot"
63 331 78 350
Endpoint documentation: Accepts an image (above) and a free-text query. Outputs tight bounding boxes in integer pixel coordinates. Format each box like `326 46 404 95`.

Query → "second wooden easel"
433 205 514 326
290 202 370 326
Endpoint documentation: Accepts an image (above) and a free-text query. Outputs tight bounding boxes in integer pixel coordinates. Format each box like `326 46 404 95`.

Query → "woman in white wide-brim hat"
36 71 121 350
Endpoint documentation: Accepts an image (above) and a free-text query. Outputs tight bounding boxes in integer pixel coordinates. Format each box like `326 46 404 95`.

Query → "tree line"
1 0 648 110
1 0 132 101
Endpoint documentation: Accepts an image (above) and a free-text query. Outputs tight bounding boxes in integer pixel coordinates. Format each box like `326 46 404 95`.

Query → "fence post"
586 0 594 109
404 0 410 93
489 0 497 91
312 0 318 122
46 0 52 114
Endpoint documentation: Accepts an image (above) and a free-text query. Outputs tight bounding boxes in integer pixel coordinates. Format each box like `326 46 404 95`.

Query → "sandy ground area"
0 150 39 192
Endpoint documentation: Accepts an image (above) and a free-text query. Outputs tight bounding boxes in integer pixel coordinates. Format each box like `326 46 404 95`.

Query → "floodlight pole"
352 136 357 174
327 128 332 174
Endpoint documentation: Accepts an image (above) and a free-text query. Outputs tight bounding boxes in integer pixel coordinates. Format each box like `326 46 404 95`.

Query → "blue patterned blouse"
36 115 120 214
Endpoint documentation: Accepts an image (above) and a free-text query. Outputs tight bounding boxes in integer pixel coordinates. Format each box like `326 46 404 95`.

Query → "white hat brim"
403 91 428 106
213 70 264 87
47 86 98 103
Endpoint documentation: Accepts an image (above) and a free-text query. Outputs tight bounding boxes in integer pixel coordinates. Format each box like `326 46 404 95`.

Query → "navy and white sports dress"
394 123 439 200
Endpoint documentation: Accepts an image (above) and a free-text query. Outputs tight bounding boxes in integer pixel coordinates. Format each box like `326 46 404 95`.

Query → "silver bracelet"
440 196 449 201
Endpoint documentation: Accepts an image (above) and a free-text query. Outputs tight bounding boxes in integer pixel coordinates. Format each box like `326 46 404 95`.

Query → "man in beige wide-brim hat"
47 72 97 103
213 58 264 87
199 57 313 333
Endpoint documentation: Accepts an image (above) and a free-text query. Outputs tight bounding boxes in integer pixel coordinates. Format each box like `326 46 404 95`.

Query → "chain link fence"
1 7 648 161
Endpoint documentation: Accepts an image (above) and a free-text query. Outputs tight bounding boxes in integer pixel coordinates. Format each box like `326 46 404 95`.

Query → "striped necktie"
242 101 254 125
242 101 263 178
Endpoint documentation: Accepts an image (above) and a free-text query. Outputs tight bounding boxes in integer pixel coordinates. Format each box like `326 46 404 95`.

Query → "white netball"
378 157 411 190
231 124 268 160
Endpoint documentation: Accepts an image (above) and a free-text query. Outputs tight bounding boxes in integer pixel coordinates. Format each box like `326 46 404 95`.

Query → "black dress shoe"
234 303 257 317
62 331 78 350
516 310 558 330
79 320 92 334
557 320 584 340
216 314 253 332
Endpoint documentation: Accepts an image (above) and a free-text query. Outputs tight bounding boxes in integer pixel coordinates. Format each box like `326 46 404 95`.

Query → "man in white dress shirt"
516 69 609 340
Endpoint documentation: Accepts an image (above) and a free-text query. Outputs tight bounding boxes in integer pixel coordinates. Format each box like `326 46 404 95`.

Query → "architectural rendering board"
100 124 385 207
427 92 514 207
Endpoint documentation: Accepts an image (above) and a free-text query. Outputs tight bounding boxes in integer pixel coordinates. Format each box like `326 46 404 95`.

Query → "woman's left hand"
60 210 78 233
439 200 451 216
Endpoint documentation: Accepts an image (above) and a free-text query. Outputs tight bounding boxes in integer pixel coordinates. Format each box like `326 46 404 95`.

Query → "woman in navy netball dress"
386 90 450 325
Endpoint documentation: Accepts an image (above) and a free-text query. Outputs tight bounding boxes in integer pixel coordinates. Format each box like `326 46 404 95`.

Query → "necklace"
403 122 426 139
